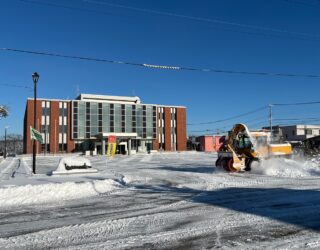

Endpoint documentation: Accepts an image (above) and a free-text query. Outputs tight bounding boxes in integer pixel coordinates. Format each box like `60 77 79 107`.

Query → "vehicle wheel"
215 157 222 167
227 158 238 172
246 158 260 170
221 158 230 172
245 158 252 171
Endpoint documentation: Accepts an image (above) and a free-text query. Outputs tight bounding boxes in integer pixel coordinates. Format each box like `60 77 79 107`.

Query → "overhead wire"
273 101 320 106
19 0 320 41
188 115 269 134
0 83 32 89
187 106 268 126
19 0 125 16
273 117 320 121
283 0 320 7
82 0 320 41
188 100 320 133
2 47 320 79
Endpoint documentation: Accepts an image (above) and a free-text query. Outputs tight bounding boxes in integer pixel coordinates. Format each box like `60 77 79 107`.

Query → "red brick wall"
67 102 75 153
176 108 187 151
24 99 42 154
152 138 159 150
164 107 172 151
49 101 59 154
24 99 75 154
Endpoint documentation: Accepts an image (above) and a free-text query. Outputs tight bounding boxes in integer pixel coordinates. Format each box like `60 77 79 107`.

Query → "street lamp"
32 72 39 174
4 126 9 159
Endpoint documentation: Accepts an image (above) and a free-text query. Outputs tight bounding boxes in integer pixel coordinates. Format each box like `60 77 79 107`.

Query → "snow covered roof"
76 94 141 104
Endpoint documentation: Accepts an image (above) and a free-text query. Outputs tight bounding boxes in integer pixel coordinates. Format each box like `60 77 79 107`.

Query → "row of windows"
73 104 156 116
72 101 157 139
40 143 67 153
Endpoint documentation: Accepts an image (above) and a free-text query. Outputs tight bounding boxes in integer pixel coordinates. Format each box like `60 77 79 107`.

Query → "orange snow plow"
215 124 292 172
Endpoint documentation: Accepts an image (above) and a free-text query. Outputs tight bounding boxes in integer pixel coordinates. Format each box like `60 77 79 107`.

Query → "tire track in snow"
0 159 19 181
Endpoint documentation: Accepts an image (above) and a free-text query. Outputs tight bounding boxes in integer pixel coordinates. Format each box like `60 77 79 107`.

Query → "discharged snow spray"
250 156 320 178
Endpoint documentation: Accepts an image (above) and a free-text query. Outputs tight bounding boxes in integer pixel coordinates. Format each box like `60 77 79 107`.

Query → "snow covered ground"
0 152 320 249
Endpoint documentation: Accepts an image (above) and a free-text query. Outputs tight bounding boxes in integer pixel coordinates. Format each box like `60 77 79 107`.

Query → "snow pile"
52 156 98 175
251 157 320 177
0 179 121 209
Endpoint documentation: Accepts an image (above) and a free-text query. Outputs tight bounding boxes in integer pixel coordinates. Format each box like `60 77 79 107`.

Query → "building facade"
197 135 224 152
23 94 187 154
263 125 320 142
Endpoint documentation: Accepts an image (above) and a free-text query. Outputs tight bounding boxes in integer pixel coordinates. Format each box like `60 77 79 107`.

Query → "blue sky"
1 0 320 136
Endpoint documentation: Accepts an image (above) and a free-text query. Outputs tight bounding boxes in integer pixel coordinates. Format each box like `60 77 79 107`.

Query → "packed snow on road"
0 152 320 249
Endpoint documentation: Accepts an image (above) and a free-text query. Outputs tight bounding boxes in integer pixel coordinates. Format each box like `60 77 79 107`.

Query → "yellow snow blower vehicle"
215 124 292 172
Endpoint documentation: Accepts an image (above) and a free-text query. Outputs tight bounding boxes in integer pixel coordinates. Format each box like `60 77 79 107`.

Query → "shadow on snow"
135 184 320 232
157 164 217 174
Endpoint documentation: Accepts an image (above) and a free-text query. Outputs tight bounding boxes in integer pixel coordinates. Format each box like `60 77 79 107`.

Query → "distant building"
303 135 320 154
187 136 200 151
263 125 320 142
197 135 224 152
23 94 187 155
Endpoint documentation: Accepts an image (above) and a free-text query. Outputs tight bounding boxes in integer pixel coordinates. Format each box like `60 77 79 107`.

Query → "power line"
273 119 320 126
187 101 320 129
188 116 320 134
283 0 320 7
273 101 320 106
19 0 320 41
273 117 320 121
0 83 32 89
19 0 120 16
2 47 320 78
83 0 320 41
188 106 268 126
188 115 268 134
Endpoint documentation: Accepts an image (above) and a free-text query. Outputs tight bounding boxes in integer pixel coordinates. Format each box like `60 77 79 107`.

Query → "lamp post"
32 72 39 174
4 126 8 159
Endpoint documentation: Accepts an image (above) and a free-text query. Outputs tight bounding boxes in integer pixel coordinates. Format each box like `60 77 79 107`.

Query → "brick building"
23 94 187 155
198 135 224 152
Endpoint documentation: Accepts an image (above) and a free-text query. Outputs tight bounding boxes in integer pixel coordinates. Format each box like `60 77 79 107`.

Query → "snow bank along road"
0 152 320 249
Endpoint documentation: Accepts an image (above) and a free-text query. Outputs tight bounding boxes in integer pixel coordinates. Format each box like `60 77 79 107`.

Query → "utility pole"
269 104 273 141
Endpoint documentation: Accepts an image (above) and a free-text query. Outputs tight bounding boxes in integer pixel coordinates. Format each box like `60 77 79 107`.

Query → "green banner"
30 126 43 144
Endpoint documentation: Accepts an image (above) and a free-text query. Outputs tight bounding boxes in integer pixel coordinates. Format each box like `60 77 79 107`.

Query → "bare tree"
0 106 9 119
0 134 23 155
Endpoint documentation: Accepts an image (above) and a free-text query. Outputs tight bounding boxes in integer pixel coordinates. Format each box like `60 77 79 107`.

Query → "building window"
305 129 312 135
59 102 68 150
41 144 50 153
41 101 50 152
158 107 164 149
59 143 67 152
